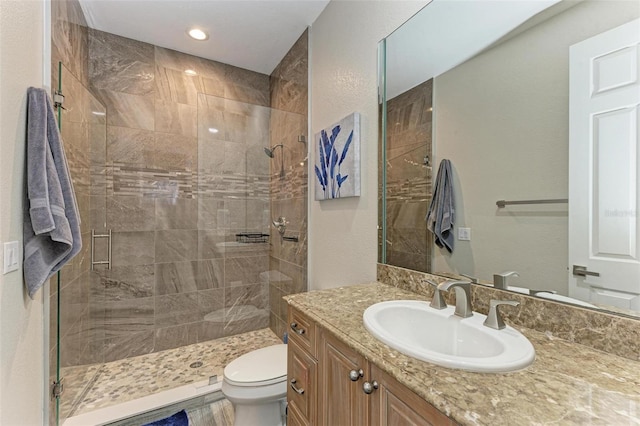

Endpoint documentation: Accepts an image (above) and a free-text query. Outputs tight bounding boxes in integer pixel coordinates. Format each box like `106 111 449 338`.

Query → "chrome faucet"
493 271 519 290
437 280 473 318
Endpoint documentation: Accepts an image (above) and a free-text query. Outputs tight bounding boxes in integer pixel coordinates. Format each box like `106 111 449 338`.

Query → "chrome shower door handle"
91 229 112 270
572 265 600 277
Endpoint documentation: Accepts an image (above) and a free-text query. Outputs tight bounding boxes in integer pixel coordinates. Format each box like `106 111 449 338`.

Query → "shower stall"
50 6 308 423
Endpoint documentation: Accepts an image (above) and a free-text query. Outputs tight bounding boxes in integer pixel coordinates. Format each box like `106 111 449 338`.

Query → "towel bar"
496 198 568 208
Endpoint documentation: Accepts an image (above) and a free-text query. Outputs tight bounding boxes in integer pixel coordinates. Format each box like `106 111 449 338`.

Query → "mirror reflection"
380 0 640 317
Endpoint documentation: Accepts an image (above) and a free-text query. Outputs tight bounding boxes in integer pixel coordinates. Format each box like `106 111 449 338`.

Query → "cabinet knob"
290 379 305 395
363 381 379 394
349 369 364 381
290 322 305 335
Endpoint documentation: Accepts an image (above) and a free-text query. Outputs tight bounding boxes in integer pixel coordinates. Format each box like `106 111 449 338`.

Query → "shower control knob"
363 381 379 394
349 369 364 381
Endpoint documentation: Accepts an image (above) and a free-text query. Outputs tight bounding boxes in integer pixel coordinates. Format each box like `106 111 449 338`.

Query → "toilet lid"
224 344 287 387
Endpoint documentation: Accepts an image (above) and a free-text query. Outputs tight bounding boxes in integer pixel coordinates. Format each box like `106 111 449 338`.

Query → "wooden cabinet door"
288 337 317 425
370 365 456 426
318 329 369 426
287 402 309 426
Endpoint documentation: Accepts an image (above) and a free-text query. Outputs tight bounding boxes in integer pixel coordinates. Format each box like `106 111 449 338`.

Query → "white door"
569 19 640 311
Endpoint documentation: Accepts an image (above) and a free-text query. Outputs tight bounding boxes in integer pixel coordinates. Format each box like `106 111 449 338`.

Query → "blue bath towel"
23 87 82 299
144 410 189 426
425 159 455 253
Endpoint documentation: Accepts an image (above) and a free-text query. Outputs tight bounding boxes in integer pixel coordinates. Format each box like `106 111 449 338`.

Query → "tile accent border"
377 263 640 361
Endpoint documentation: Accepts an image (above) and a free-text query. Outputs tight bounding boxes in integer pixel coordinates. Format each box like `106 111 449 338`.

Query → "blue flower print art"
314 113 361 200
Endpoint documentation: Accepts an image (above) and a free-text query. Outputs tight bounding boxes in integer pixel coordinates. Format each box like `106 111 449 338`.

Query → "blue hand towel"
425 159 455 253
144 410 189 426
23 87 82 299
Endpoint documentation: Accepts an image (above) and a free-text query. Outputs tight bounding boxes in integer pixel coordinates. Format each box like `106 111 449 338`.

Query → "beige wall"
309 0 428 290
432 0 639 292
0 0 46 424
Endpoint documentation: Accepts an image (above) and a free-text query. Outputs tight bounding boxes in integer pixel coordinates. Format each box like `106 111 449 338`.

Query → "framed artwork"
314 112 361 200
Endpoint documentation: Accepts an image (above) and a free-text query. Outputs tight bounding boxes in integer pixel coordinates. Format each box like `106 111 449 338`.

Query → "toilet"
221 344 288 426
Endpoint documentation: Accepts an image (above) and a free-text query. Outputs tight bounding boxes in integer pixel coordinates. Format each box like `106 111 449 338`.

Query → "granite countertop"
285 283 640 425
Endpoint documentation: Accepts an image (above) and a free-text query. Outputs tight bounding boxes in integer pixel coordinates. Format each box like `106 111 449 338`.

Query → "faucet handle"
529 289 557 296
493 271 519 290
460 273 479 283
425 279 447 310
484 300 520 330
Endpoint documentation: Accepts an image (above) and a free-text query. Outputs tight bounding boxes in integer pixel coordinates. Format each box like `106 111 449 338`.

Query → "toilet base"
230 397 287 426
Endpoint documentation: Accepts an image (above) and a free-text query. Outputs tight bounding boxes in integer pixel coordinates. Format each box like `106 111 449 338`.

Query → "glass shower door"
50 62 107 426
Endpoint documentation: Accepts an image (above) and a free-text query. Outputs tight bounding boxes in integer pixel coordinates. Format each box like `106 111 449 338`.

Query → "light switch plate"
458 227 471 241
3 241 20 274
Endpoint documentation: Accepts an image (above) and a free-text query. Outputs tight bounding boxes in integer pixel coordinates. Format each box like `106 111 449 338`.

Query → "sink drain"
190 361 203 368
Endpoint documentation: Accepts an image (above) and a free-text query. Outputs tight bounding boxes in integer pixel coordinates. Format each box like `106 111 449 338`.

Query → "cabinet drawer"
288 307 316 356
287 338 317 424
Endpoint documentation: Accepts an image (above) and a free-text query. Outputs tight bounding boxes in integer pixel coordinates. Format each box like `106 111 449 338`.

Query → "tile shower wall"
267 30 309 339
385 79 433 272
86 28 276 362
50 1 308 420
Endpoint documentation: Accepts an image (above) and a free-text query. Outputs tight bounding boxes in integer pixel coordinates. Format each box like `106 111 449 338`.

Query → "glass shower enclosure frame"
50 62 307 425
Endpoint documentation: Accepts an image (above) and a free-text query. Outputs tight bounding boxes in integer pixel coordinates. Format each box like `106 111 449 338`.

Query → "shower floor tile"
62 328 282 418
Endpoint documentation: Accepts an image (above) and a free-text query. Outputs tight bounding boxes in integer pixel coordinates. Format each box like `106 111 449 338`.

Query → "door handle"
572 265 600 277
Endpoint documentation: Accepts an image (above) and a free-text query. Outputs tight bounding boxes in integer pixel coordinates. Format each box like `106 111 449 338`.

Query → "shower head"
263 144 283 158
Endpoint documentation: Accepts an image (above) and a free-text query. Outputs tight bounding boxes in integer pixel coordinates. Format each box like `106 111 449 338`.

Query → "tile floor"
60 328 281 421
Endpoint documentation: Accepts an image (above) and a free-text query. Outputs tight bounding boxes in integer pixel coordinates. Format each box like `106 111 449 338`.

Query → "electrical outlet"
3 241 20 274
458 227 471 241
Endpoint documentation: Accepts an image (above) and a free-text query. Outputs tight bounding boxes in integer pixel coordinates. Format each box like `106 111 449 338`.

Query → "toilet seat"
223 344 287 388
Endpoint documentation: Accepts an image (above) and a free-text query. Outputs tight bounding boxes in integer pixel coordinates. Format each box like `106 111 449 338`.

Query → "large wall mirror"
378 0 640 318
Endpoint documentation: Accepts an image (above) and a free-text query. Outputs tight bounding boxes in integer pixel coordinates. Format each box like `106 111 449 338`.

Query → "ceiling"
385 0 561 98
79 0 330 75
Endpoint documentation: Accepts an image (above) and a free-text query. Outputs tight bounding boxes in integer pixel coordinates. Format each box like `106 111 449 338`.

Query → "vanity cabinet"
287 307 318 426
287 307 456 426
318 329 369 425
370 365 456 426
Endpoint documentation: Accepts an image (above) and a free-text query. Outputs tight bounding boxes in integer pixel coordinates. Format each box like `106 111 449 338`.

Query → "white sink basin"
363 300 535 373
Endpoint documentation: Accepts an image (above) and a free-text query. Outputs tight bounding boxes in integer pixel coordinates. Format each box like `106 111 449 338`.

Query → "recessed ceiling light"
184 69 197 76
188 28 208 41
208 128 219 134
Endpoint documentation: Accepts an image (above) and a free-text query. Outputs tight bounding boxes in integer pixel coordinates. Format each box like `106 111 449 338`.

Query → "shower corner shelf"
236 232 269 244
